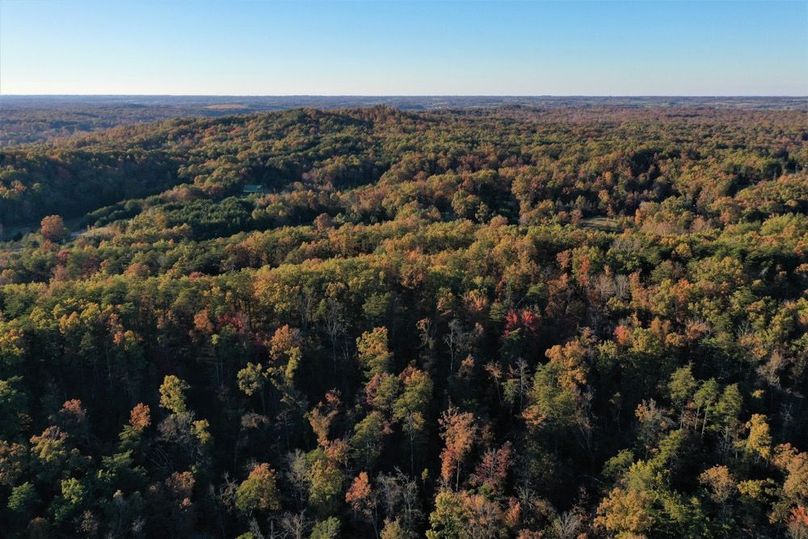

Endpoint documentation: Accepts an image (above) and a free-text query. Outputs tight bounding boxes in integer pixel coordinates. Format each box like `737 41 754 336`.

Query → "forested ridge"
5 96 803 146
0 105 807 538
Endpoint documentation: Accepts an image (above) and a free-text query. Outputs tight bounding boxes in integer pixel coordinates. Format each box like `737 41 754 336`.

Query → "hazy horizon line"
2 94 807 98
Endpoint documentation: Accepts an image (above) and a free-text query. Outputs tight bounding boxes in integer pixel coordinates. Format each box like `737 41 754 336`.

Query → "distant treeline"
2 95 807 145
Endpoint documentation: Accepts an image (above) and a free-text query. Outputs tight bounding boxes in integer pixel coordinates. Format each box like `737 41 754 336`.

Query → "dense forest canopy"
0 103 806 538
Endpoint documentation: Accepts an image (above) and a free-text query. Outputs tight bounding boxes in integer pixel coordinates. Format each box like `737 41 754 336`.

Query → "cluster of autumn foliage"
0 104 806 538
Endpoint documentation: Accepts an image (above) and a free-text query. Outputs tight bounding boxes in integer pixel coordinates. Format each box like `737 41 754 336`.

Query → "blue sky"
1 0 806 95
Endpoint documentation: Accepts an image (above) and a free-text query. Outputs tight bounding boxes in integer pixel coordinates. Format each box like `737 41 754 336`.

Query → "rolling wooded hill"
0 104 806 538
